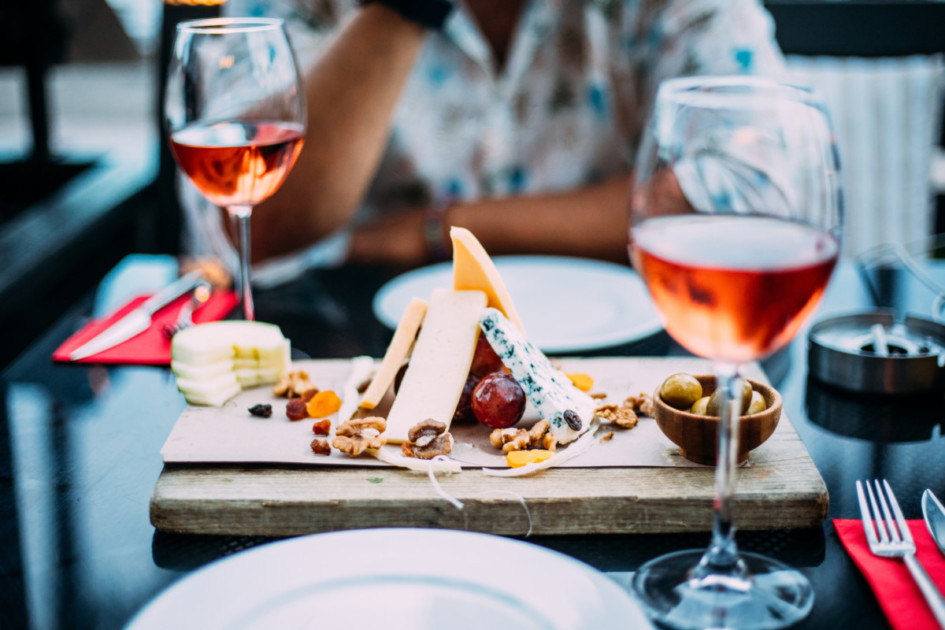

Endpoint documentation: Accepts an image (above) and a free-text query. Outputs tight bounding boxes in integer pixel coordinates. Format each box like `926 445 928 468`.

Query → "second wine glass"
628 76 843 629
165 17 306 321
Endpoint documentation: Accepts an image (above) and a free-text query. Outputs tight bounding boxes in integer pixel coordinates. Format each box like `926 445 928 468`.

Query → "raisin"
286 398 308 421
248 403 273 418
312 419 331 435
563 409 582 431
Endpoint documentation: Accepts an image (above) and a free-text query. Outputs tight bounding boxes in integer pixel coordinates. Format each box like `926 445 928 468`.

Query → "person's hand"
347 207 431 267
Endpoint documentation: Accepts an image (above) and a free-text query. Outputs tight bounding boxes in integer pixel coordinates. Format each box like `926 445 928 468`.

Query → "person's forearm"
347 173 634 267
250 6 427 263
451 174 634 263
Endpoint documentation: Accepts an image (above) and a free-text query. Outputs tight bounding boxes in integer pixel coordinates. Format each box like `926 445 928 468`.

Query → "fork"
856 479 945 627
163 281 212 339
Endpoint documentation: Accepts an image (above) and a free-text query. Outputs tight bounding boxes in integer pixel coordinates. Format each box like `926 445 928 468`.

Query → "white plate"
373 256 662 353
127 528 652 630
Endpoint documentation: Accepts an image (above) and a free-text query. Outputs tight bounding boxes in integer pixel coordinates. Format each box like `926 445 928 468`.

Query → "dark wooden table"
2 253 943 629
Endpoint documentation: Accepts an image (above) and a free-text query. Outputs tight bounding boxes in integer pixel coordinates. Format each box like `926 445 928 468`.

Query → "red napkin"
835 518 945 630
53 290 238 365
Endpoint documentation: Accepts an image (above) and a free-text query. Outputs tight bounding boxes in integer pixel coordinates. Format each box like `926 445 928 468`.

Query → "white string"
427 455 464 510
483 490 534 538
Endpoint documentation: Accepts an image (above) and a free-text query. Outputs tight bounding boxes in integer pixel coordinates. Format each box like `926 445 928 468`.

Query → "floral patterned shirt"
188 0 786 282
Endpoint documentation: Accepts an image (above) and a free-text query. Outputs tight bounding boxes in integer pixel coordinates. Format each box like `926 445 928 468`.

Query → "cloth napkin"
53 290 238 365
835 518 945 630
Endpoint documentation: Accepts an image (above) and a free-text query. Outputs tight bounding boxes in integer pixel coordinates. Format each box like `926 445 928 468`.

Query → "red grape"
470 333 504 377
472 372 526 429
453 373 480 423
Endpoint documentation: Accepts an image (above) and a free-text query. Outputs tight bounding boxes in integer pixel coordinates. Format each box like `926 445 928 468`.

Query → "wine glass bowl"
628 76 842 629
165 17 306 321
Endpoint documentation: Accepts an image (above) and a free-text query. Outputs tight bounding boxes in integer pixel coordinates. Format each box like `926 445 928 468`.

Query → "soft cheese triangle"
479 308 594 444
359 297 428 410
383 289 486 443
450 226 526 332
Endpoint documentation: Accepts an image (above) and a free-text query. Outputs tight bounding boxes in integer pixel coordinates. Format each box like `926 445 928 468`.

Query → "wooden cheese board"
150 357 828 536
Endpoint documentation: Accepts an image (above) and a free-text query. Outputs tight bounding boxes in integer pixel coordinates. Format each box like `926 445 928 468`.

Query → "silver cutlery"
856 479 945 628
923 489 945 557
70 271 206 361
162 281 212 339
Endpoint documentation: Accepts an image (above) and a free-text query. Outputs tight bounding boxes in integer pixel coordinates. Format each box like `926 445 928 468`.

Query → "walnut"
590 392 608 400
502 429 530 453
541 432 558 451
273 370 317 398
332 416 387 457
310 438 331 456
402 419 453 459
623 393 655 417
599 431 615 443
527 419 550 447
594 403 639 429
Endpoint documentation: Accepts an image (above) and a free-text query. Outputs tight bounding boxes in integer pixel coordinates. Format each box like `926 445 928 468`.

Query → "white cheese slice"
171 321 291 406
360 297 428 409
383 288 486 443
176 373 242 407
170 359 234 381
450 226 526 333
479 308 594 444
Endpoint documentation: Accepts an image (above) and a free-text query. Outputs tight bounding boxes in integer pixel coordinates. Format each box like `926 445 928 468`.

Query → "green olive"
705 379 752 416
659 373 703 410
745 390 767 415
689 396 710 416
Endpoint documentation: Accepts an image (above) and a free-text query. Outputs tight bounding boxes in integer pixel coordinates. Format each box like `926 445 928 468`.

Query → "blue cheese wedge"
479 308 594 444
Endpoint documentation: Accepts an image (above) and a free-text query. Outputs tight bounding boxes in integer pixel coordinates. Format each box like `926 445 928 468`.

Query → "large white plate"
373 256 662 353
127 528 652 630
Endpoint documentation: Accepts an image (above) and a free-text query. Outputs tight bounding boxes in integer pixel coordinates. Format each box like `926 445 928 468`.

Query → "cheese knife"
923 489 945 557
69 270 206 361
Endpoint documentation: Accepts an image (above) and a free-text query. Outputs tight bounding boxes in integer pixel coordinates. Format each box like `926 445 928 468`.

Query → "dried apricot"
506 449 554 468
306 390 342 418
566 373 594 392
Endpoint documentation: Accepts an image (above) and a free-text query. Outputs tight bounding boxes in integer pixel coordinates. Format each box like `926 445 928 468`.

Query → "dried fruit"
310 438 331 456
286 398 308 421
312 419 331 435
306 390 342 418
563 409 582 431
566 373 594 392
506 449 554 468
248 403 272 418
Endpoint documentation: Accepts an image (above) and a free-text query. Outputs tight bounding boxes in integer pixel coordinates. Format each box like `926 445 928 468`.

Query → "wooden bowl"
653 375 782 465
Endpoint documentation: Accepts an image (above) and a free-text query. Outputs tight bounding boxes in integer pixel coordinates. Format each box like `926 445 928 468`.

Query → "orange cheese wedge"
450 226 526 333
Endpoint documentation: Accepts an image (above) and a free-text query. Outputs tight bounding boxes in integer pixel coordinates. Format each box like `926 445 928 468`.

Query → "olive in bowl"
653 374 781 465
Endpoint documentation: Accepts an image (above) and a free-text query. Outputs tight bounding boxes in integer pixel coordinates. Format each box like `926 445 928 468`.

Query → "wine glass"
628 76 842 629
165 17 306 321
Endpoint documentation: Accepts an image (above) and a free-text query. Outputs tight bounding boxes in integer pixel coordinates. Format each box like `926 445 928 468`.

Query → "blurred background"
0 0 943 370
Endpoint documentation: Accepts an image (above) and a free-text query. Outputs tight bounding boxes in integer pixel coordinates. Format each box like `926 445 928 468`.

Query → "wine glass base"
631 549 813 630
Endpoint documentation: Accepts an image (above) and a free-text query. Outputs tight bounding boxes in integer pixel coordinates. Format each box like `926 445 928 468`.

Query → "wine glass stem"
702 364 742 572
229 205 255 322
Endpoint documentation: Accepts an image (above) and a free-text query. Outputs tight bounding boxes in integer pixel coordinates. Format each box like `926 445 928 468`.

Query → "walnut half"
402 419 453 460
332 416 387 457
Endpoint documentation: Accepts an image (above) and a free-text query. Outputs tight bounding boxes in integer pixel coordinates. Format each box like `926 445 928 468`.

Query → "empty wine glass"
628 76 843 629
165 17 306 321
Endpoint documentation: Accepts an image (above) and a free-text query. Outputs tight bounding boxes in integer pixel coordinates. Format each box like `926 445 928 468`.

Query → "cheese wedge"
450 226 526 332
360 297 428 409
479 308 594 444
383 289 486 443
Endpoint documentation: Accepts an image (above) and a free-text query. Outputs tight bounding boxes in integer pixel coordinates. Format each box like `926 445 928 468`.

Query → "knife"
924 489 945 557
69 270 206 361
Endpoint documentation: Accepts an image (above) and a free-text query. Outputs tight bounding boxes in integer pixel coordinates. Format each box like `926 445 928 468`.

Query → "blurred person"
181 0 786 285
